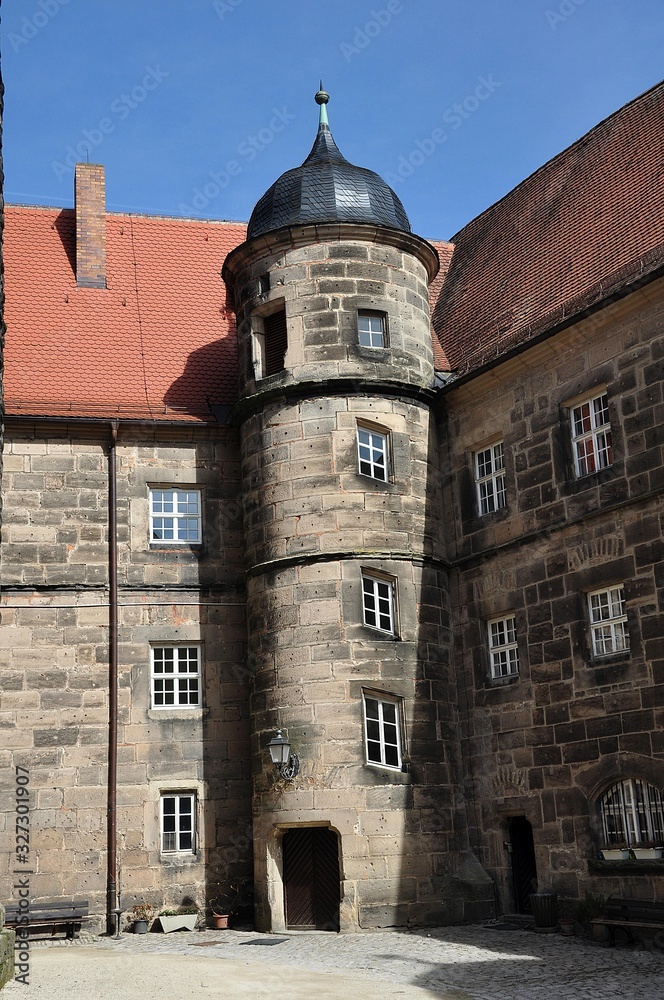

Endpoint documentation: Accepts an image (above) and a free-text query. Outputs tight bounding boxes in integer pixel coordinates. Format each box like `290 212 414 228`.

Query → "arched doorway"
508 816 537 913
283 827 340 931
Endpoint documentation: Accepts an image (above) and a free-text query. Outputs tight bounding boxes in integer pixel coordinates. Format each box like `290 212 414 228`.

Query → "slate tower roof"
247 87 411 239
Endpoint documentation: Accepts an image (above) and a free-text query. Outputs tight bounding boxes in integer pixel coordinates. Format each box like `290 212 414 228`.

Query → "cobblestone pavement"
6 923 664 999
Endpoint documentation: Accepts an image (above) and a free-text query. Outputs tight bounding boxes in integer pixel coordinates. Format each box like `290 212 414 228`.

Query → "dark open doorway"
283 827 340 931
508 816 537 913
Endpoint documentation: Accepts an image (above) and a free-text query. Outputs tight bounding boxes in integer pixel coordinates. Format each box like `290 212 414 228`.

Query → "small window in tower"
358 311 387 349
362 572 396 635
357 424 389 481
363 692 403 770
263 309 288 377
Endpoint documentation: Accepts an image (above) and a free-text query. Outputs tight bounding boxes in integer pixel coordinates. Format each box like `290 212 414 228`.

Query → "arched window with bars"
599 778 664 846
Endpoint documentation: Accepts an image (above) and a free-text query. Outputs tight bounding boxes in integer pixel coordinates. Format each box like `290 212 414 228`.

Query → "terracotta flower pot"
212 913 229 929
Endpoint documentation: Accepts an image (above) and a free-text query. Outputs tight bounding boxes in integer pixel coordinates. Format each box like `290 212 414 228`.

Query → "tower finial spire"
315 82 330 128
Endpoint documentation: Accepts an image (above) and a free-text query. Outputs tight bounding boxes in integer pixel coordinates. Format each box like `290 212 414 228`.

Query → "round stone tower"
223 89 493 932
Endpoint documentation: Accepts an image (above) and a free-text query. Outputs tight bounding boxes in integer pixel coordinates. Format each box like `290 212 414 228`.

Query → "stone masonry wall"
442 279 664 910
233 228 493 930
0 423 251 928
231 234 434 397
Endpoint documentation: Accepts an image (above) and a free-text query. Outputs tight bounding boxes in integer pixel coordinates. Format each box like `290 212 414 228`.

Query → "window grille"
599 779 664 845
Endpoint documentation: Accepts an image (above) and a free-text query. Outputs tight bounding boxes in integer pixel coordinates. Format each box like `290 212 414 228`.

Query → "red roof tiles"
3 208 246 421
4 81 662 417
432 80 664 374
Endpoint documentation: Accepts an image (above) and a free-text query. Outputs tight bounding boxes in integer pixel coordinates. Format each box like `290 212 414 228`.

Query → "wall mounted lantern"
267 730 299 781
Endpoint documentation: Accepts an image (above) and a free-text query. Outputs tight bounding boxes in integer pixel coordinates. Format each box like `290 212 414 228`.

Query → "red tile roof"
432 80 664 374
4 81 662 418
3 208 246 421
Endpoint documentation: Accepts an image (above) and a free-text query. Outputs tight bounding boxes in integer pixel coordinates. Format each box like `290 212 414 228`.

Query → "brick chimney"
75 163 106 288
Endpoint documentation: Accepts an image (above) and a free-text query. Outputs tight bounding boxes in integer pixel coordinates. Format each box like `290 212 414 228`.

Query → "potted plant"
158 906 199 933
208 883 242 930
131 902 155 934
630 840 664 860
557 897 576 936
600 840 630 860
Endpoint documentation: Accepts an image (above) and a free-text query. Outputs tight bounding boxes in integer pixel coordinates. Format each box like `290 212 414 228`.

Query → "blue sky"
2 0 662 240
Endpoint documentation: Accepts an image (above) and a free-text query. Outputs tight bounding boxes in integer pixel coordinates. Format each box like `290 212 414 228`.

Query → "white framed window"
151 646 201 708
362 574 395 634
357 425 389 481
588 585 629 657
474 442 506 515
160 792 195 853
150 488 201 544
358 311 386 348
488 615 519 678
363 693 402 770
571 391 612 477
599 778 664 846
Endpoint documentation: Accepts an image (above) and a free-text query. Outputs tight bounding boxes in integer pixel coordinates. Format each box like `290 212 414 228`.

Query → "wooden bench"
591 897 664 946
4 899 89 939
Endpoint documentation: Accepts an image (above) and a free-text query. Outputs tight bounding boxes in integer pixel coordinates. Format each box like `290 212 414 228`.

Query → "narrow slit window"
263 309 287 376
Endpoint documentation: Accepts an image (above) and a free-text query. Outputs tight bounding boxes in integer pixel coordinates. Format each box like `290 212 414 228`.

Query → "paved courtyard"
5 922 664 999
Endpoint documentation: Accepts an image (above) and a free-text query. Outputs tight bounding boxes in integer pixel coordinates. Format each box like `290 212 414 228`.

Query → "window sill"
588 858 664 876
489 673 519 687
363 764 412 784
363 628 401 641
148 708 208 720
562 465 617 495
149 543 203 551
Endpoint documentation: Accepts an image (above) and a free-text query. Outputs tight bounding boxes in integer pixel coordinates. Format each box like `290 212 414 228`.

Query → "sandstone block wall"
230 234 435 396
0 424 251 927
443 279 664 909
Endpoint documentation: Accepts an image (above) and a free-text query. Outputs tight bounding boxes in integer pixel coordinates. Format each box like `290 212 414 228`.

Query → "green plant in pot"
131 902 155 934
158 905 199 933
208 882 245 929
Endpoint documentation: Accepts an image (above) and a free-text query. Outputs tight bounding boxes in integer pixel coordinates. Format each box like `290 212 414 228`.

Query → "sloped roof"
3 208 246 422
432 80 664 374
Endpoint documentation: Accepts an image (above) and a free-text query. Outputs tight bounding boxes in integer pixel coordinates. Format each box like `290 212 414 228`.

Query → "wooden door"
283 827 340 931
